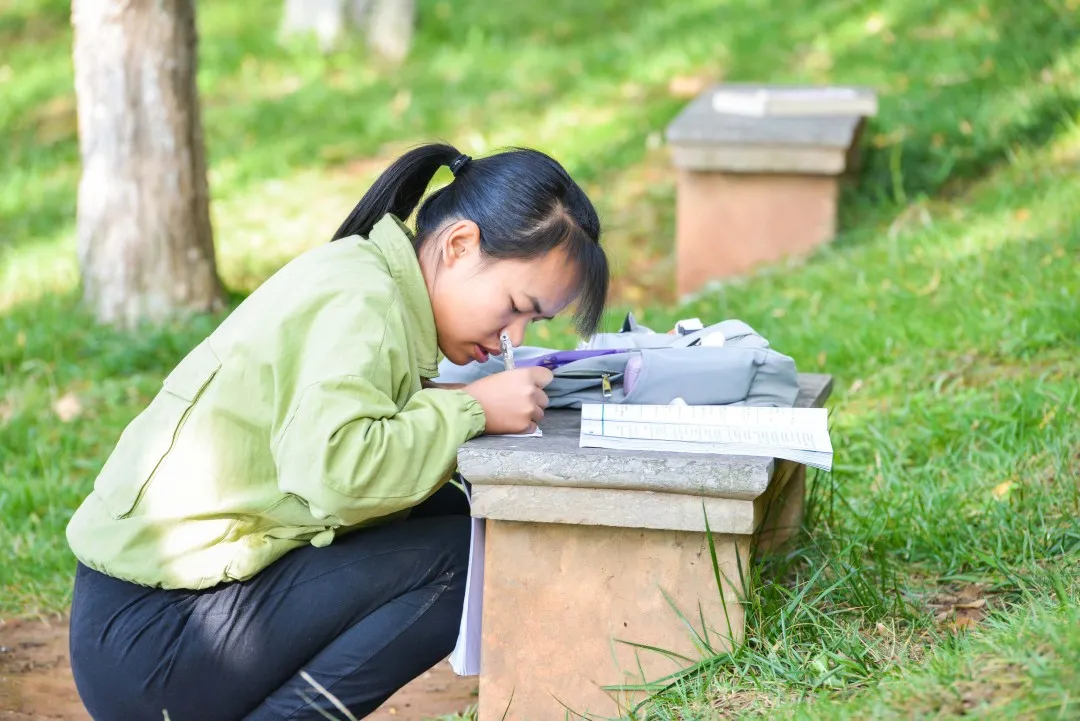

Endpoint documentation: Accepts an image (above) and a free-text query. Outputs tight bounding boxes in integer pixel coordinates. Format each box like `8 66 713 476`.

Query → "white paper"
579 404 834 471
449 495 485 676
489 427 543 438
711 87 876 117
710 88 769 115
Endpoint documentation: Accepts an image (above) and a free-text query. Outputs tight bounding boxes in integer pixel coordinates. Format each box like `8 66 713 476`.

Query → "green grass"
2 0 1079 718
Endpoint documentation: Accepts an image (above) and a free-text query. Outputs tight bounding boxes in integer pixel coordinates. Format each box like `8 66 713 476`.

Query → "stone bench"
459 373 833 720
665 84 876 299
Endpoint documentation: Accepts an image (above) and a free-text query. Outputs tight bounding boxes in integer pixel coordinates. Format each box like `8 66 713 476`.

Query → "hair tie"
448 154 471 177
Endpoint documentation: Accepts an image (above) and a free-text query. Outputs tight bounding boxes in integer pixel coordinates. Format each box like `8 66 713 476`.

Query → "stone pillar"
665 84 876 299
459 374 834 720
479 521 749 718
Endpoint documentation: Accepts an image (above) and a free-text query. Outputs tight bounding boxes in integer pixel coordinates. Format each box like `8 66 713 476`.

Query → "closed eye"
511 297 553 321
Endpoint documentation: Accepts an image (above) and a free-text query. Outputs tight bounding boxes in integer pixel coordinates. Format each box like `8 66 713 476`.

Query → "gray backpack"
434 317 799 409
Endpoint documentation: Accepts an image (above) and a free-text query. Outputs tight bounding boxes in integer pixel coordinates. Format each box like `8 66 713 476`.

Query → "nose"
502 320 528 348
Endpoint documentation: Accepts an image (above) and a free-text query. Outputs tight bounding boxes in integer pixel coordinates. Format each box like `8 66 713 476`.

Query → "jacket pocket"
93 341 222 519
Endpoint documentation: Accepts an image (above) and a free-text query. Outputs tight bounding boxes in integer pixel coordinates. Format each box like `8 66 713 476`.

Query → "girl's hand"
463 367 553 434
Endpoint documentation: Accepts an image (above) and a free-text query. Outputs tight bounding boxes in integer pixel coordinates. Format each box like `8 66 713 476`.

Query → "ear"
440 219 482 269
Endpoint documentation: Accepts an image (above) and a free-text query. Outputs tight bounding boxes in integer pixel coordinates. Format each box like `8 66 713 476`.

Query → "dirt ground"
0 614 478 720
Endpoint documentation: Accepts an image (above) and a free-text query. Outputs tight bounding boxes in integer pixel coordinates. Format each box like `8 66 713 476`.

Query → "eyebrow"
526 294 552 320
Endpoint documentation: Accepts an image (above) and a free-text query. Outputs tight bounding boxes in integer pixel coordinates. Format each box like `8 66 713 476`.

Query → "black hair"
332 143 609 337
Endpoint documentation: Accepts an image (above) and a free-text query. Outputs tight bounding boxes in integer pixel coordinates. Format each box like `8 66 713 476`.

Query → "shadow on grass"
0 288 247 389
4 0 1079 259
834 0 1080 227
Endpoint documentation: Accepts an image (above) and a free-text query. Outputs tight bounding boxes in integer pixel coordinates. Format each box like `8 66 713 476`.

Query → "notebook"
449 488 484 676
711 87 878 117
578 404 834 471
450 428 541 674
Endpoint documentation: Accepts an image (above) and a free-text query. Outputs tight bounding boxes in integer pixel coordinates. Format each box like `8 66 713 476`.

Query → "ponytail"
331 143 459 240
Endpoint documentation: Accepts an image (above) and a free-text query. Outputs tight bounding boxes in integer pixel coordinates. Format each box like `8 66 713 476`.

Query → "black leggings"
69 483 471 720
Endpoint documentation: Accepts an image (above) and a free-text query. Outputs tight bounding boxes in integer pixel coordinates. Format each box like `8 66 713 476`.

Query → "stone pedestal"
665 84 876 299
480 523 748 718
458 374 833 721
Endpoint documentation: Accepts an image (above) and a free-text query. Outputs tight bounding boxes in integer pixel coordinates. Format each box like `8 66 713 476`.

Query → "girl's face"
420 220 578 366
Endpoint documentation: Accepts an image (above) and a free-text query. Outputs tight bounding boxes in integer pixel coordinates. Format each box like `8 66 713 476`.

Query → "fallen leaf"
931 133 945 148
992 480 1013 499
959 120 973 136
875 622 889 635
668 75 710 98
1015 208 1031 222
957 584 984 603
52 392 82 423
771 307 786 318
390 89 412 118
955 599 987 610
0 397 15 424
849 379 864 394
950 616 977 632
916 270 941 296
15 330 26 347
1039 408 1056 430
816 350 827 367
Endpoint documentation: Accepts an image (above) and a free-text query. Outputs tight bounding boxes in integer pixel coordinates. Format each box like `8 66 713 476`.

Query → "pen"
500 332 516 371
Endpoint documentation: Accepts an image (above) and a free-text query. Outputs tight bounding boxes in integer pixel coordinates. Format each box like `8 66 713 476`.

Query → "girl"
66 143 609 720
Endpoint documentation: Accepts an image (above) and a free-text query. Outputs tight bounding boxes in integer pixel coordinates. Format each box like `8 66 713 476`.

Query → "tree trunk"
279 0 361 53
278 0 414 62
73 0 224 328
365 0 415 64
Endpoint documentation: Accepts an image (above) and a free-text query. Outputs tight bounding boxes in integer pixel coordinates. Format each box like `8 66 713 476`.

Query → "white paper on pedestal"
448 498 484 675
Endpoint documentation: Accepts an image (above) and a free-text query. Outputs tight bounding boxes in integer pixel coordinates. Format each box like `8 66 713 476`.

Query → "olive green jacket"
66 214 486 589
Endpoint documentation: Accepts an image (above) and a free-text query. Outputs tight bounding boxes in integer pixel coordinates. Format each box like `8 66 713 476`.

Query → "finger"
530 405 545 423
532 387 549 408
529 366 554 387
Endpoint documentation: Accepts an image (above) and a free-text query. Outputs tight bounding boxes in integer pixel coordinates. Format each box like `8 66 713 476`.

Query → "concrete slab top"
458 373 832 501
665 84 870 149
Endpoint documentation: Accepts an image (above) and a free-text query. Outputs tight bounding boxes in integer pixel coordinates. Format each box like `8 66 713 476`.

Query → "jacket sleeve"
271 375 487 526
